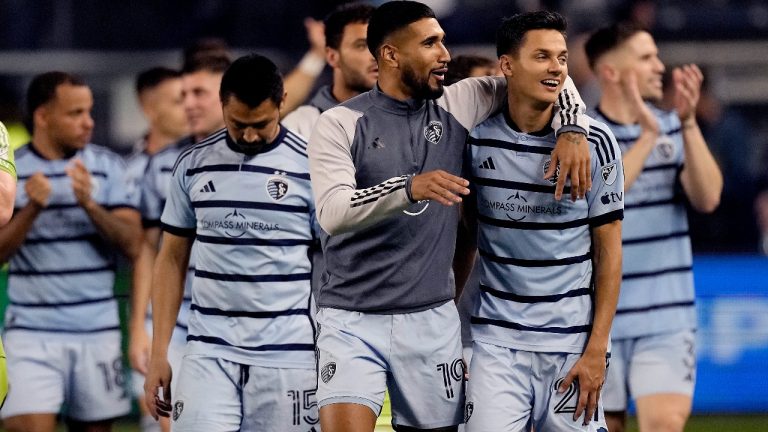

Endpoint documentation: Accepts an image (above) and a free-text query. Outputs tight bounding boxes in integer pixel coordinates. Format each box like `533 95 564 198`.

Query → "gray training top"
309 76 588 314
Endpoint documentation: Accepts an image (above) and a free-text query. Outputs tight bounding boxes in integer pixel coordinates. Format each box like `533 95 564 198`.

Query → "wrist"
405 174 417 203
298 51 326 77
681 117 698 130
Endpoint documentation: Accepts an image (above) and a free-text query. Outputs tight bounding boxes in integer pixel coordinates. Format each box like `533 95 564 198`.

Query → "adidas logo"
199 180 216 193
478 157 496 170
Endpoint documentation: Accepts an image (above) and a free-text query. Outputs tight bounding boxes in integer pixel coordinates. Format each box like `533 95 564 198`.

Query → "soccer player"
462 12 623 431
283 2 377 139
143 54 319 431
0 120 17 409
126 66 189 432
308 2 592 431
0 72 141 432
584 22 723 432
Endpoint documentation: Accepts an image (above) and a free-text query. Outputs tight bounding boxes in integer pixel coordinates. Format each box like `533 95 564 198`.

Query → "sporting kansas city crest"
424 121 444 144
601 163 617 185
266 176 289 201
542 159 560 185
320 362 336 383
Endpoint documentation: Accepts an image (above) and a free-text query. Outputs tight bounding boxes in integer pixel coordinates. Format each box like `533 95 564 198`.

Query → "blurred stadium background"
1 0 767 430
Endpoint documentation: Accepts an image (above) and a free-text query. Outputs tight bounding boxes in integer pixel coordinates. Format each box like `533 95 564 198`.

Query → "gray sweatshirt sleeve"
308 106 412 236
439 75 588 134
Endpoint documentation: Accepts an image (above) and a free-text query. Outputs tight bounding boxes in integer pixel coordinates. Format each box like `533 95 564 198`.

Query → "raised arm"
281 17 327 116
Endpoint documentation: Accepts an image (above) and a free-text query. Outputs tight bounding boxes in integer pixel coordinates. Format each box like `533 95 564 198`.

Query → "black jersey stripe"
194 270 311 283
195 235 313 246
615 300 695 315
623 230 689 245
18 171 108 180
478 213 590 230
622 265 693 280
468 137 552 155
187 334 314 351
24 233 100 244
471 176 572 195
625 197 681 210
191 200 309 213
9 295 116 307
479 249 592 267
471 316 591 334
4 325 120 333
185 164 310 181
480 284 592 303
9 265 113 276
642 163 679 173
190 303 309 318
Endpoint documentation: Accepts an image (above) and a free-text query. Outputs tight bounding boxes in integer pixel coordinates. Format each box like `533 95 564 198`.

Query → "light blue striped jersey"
468 111 624 353
140 136 196 338
591 105 696 339
5 143 139 338
161 127 317 369
124 138 150 202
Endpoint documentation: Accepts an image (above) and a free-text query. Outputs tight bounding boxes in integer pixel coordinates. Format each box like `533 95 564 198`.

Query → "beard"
402 62 444 100
341 64 375 94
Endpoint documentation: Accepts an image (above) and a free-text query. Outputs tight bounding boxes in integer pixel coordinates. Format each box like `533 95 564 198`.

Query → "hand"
304 17 326 57
65 159 94 207
24 172 52 208
558 350 606 426
621 70 660 135
548 132 591 201
410 170 470 206
673 64 704 126
144 357 173 420
129 324 151 375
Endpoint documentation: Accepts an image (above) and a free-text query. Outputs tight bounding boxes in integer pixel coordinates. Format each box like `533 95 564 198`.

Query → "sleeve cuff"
556 125 587 137
405 174 417 203
161 222 196 237
589 209 624 228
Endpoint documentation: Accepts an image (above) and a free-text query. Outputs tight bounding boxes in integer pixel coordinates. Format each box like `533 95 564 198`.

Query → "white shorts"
602 329 696 412
1 332 130 421
171 355 319 432
465 341 608 432
131 319 186 398
316 301 464 429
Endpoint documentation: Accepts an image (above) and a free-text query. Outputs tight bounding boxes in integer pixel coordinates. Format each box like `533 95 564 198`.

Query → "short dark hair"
325 3 375 50
183 38 231 65
584 21 647 70
182 52 232 75
136 67 181 96
445 55 495 85
220 54 284 108
26 71 87 130
367 1 436 59
496 11 567 58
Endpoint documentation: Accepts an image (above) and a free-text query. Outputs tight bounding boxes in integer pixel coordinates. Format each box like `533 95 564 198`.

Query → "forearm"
282 51 326 115
586 220 622 355
84 204 142 260
680 120 723 213
0 203 42 262
150 236 190 358
130 234 159 333
621 131 657 190
553 76 589 135
0 172 15 226
453 204 478 301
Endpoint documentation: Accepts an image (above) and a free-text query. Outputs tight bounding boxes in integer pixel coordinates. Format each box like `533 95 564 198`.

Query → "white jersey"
161 127 318 369
468 111 624 353
6 143 138 338
591 106 696 339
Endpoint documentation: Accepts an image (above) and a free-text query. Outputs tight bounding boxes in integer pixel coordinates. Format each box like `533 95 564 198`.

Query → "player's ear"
499 55 514 77
597 62 618 84
326 47 339 68
380 44 398 68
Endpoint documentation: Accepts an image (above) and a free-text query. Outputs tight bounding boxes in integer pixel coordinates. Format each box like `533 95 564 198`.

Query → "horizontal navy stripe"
191 304 309 318
472 176 571 195
614 127 681 143
616 300 695 315
185 164 310 181
625 198 679 210
481 284 592 303
161 222 196 237
24 233 100 244
192 200 309 213
195 235 313 247
468 137 552 155
142 218 161 228
195 270 311 282
104 203 139 212
623 265 693 280
478 213 589 230
9 265 113 276
643 163 679 173
590 209 624 227
479 249 592 267
187 334 314 352
4 325 120 334
160 167 173 173
471 316 591 334
623 230 689 245
9 295 115 308
18 171 107 180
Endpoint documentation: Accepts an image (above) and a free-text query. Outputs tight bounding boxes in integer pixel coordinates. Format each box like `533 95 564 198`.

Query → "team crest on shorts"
424 121 444 144
320 362 336 383
543 159 560 185
266 176 289 201
464 401 474 422
601 163 617 185
172 400 184 421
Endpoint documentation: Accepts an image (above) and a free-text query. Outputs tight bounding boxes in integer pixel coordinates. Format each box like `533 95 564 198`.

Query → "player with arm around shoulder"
461 12 623 431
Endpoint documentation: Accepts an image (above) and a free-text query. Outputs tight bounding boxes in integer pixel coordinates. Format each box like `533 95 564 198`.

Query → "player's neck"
332 74 360 103
378 71 412 101
506 93 553 134
31 131 70 160
599 88 638 125
145 129 176 155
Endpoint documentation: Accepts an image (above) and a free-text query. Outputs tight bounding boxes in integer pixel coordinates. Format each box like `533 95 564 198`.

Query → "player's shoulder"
648 104 682 130
83 143 127 169
172 129 227 174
